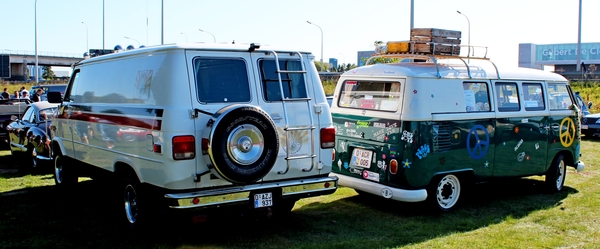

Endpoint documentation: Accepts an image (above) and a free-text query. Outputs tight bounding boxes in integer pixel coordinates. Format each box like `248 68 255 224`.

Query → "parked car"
0 99 29 149
29 84 68 101
6 101 59 169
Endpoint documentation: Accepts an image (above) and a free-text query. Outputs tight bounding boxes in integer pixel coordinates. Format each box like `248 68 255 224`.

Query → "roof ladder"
268 51 316 175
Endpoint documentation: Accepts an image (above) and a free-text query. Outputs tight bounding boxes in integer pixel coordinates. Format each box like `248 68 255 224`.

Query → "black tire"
545 154 566 193
53 154 77 187
206 106 279 184
428 174 462 212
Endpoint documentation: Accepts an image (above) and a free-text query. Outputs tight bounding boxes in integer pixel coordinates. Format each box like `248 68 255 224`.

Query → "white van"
48 43 337 226
330 40 584 212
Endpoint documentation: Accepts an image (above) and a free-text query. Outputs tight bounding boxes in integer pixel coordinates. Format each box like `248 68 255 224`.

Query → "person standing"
1 88 9 99
31 89 43 102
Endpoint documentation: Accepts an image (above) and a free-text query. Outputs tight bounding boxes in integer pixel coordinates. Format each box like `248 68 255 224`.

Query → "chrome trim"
165 176 338 209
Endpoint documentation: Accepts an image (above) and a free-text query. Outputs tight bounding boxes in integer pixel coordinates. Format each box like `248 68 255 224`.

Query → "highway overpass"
1 50 83 81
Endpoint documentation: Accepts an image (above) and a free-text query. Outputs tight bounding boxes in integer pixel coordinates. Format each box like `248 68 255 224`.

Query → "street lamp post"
198 29 216 43
35 0 38 85
456 10 471 57
181 32 188 42
81 21 88 52
124 36 141 47
307 21 323 69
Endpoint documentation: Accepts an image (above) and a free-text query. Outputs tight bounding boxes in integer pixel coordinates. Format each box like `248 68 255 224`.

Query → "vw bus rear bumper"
332 173 427 202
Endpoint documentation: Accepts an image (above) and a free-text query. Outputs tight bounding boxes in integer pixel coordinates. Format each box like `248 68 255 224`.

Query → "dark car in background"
29 84 68 101
6 101 59 169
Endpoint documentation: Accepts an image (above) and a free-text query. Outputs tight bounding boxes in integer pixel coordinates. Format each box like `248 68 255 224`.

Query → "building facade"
519 43 600 80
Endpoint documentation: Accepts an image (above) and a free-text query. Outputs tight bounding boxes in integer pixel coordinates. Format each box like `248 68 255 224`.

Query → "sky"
1 0 600 72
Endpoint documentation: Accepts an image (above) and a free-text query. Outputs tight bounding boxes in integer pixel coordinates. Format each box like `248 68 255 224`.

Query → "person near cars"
1 88 9 99
11 91 20 99
31 89 43 102
20 86 29 97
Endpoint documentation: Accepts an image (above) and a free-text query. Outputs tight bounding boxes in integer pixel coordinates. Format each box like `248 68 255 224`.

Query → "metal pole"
181 32 188 42
102 0 105 49
35 0 38 85
82 22 88 52
161 0 164 45
124 36 140 47
576 0 582 72
457 10 471 57
410 0 414 30
307 21 323 70
198 29 216 43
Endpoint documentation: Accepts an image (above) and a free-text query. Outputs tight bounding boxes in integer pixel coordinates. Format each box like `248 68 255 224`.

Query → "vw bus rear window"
194 58 251 103
338 81 401 112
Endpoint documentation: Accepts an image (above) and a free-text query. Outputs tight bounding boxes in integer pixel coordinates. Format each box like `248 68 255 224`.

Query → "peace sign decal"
559 118 576 147
466 125 490 160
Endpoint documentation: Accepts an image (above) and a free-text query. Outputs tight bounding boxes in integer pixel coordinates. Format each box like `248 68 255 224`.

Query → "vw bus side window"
260 60 307 101
523 83 545 111
194 58 251 103
548 84 573 110
496 82 520 112
463 82 490 112
338 81 401 111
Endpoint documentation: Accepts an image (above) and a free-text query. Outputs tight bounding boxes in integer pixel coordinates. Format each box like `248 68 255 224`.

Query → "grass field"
1 137 599 249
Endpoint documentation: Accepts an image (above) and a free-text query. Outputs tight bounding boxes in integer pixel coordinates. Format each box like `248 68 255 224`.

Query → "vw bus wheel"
54 154 77 187
206 106 279 184
429 174 461 212
545 154 566 193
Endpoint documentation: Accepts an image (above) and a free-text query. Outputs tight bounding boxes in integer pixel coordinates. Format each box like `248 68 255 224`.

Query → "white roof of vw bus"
344 61 567 82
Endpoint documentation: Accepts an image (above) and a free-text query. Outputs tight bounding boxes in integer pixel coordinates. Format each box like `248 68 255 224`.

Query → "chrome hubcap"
124 184 139 224
227 124 264 165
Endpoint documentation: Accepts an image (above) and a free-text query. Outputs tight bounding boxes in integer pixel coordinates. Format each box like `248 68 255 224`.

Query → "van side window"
260 60 307 101
463 82 490 112
548 84 573 110
338 81 401 111
496 82 520 112
194 58 251 103
523 83 545 111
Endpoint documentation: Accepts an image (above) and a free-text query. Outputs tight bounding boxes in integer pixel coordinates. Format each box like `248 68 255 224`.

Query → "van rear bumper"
164 176 338 209
332 173 427 202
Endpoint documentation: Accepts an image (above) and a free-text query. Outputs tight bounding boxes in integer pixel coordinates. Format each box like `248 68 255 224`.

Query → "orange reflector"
192 197 200 205
324 182 331 188
390 159 398 175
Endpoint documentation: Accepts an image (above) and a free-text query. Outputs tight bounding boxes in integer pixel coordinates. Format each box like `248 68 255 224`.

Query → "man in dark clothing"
1 88 9 99
31 89 43 102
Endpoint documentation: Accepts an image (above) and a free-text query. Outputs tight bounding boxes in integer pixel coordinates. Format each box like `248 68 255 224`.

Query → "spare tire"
203 105 279 184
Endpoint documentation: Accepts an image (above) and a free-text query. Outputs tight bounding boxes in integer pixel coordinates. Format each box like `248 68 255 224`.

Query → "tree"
42 66 56 81
314 61 330 72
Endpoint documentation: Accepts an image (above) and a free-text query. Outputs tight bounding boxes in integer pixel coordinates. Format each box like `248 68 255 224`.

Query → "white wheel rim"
436 175 461 209
556 160 565 190
54 157 63 184
124 184 139 224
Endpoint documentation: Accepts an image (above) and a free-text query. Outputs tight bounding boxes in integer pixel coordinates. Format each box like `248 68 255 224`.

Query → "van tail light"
320 127 335 149
173 135 195 160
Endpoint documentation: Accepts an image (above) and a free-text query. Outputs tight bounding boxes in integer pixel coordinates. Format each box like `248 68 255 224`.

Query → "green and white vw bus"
330 43 585 211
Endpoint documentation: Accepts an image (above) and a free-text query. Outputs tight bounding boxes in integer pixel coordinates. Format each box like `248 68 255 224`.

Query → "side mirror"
588 101 593 109
47 91 62 103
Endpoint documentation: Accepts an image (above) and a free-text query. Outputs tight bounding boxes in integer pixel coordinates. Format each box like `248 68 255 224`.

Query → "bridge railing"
1 49 82 58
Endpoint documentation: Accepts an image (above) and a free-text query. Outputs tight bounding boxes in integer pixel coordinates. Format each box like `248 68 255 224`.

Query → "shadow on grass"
0 175 574 249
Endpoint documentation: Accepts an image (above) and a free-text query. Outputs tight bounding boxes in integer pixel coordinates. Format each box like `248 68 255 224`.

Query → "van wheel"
205 106 279 184
429 174 462 212
54 154 77 187
122 176 144 228
545 154 566 192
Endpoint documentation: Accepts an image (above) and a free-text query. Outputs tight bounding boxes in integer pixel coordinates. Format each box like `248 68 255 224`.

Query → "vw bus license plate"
351 148 373 168
254 193 273 208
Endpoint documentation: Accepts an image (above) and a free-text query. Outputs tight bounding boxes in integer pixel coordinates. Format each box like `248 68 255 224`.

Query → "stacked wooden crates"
387 28 462 55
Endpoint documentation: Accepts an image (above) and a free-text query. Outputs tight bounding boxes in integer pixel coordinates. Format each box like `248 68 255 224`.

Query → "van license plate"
254 193 273 208
582 125 588 129
351 148 373 168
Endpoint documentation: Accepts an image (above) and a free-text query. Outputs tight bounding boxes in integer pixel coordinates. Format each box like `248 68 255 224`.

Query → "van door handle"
551 124 560 130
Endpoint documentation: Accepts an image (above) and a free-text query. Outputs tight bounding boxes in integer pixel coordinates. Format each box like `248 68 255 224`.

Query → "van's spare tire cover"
204 105 279 184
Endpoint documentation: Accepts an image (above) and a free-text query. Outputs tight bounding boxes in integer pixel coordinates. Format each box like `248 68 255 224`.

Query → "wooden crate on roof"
410 36 461 45
412 43 460 55
410 28 462 39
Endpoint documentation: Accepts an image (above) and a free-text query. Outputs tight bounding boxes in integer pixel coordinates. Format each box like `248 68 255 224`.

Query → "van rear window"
194 58 251 103
338 81 401 111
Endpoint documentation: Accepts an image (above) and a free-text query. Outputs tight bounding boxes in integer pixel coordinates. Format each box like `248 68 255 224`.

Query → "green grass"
1 138 599 249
